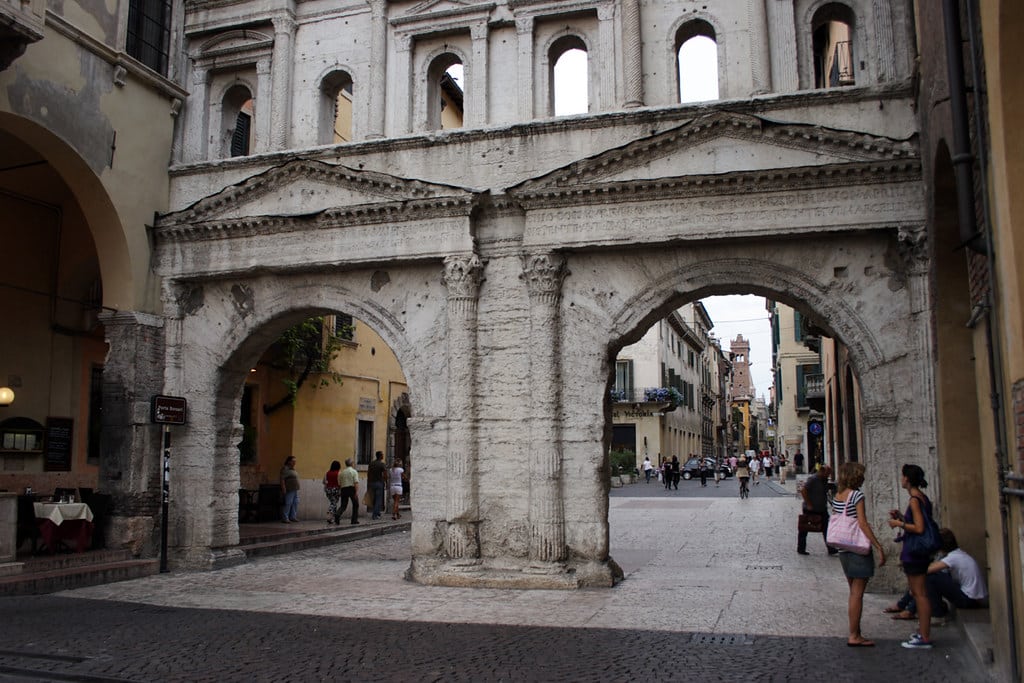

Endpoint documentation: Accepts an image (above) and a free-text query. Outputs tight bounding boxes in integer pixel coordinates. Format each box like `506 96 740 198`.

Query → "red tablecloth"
34 503 94 553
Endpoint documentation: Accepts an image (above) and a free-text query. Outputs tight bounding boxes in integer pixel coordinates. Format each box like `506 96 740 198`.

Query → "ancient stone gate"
96 0 933 588
146 102 931 587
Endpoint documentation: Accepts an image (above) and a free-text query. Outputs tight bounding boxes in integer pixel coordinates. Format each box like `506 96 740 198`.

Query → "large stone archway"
146 103 932 587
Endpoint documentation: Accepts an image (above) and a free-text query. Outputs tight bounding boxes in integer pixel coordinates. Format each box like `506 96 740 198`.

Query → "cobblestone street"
0 478 989 682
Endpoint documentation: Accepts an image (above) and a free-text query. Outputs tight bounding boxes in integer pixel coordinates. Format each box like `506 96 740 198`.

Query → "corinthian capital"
442 254 485 300
520 252 568 299
897 224 929 266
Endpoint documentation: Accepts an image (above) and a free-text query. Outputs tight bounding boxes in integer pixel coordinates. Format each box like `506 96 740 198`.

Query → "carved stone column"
748 0 772 94
255 58 273 154
366 0 387 138
97 310 166 557
394 33 414 134
467 23 489 127
872 0 896 82
184 67 208 162
596 5 616 111
521 253 568 564
441 254 484 561
270 15 296 150
621 0 643 107
516 16 534 121
767 0 797 93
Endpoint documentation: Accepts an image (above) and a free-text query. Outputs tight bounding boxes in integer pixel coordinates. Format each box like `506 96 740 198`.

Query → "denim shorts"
840 549 875 579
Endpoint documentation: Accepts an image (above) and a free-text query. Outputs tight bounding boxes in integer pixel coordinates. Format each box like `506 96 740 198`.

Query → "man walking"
337 458 360 525
798 465 835 555
368 451 387 520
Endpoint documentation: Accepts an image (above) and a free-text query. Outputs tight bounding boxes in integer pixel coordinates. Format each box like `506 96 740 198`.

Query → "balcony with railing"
804 372 825 411
610 386 682 410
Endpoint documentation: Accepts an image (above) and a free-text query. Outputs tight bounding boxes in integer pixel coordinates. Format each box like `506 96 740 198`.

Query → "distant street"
0 475 987 682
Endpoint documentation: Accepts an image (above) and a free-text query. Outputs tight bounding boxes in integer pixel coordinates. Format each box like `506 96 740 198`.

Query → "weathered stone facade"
116 0 931 588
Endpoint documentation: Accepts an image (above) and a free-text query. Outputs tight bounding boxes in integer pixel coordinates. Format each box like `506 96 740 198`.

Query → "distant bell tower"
730 334 753 399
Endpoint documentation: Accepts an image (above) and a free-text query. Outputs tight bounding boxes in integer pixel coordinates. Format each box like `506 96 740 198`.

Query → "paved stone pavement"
0 478 990 682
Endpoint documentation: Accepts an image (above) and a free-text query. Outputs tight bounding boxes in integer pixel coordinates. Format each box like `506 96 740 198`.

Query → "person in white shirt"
884 527 988 620
749 455 761 485
642 456 654 484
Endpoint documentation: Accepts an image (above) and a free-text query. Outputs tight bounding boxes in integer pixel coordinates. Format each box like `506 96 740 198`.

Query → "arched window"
676 21 719 103
812 3 855 88
222 84 254 157
320 71 354 144
549 35 588 116
426 53 464 130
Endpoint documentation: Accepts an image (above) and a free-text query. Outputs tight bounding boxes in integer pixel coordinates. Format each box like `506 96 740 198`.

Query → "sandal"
882 605 902 614
891 611 917 620
847 639 875 647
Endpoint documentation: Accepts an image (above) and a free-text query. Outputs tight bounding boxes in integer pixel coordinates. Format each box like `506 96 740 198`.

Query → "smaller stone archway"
157 271 444 569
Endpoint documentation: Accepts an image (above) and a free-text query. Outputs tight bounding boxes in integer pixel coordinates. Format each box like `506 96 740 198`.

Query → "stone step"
16 549 133 574
0 557 160 596
241 521 409 559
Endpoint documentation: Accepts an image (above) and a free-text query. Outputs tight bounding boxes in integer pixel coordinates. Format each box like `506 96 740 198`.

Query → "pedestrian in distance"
794 450 804 474
888 464 938 649
798 465 835 555
280 455 300 523
367 451 387 520
323 460 343 525
779 452 788 484
832 462 886 647
714 458 721 488
642 456 653 484
749 455 761 485
736 457 750 499
762 453 772 479
662 459 672 490
336 458 360 525
390 458 407 520
671 455 681 490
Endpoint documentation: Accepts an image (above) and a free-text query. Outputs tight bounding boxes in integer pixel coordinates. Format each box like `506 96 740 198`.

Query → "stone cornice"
154 195 475 243
508 159 922 210
161 157 475 224
167 81 915 180
512 110 918 194
45 11 188 101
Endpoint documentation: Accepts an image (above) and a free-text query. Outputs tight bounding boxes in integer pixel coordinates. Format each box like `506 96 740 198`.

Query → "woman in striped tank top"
833 461 887 647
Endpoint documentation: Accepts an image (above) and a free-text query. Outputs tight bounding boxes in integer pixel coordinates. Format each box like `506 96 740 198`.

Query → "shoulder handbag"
798 512 824 533
826 497 871 555
901 495 941 560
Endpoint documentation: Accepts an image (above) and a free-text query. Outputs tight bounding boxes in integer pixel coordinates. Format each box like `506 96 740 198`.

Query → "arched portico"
158 270 447 568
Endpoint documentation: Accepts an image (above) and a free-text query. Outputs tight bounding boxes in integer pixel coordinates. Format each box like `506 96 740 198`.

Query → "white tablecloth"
34 502 94 525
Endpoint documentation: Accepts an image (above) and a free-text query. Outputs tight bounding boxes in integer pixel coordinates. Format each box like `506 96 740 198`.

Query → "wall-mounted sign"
358 397 376 413
152 395 187 425
43 417 74 471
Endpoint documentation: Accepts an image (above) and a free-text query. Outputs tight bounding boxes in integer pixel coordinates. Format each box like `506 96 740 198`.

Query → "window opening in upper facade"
321 71 354 144
549 35 588 116
126 0 171 75
812 3 855 88
676 21 719 103
223 85 254 157
427 54 464 130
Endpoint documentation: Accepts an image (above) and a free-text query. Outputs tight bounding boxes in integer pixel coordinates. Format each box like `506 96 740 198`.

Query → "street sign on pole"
151 395 186 573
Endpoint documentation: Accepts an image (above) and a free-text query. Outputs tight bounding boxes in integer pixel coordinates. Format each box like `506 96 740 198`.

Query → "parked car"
682 457 732 480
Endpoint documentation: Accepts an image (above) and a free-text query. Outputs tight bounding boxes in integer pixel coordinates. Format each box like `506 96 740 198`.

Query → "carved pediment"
511 112 919 197
197 29 273 57
405 0 476 16
157 158 475 232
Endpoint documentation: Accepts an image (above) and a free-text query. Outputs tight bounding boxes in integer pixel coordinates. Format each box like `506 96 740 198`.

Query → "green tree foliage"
262 316 349 415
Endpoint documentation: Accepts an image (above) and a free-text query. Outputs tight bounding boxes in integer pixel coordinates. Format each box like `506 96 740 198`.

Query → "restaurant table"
34 502 94 553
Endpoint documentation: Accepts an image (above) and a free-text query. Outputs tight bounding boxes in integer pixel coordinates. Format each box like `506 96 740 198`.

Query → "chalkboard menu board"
44 417 74 472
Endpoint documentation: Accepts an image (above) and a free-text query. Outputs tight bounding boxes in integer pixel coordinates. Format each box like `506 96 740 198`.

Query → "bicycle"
739 476 750 499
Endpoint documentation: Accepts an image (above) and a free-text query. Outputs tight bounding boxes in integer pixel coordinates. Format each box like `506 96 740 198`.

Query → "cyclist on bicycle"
736 456 751 499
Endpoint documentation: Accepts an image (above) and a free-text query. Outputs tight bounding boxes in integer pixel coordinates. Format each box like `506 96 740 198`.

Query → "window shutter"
231 112 251 156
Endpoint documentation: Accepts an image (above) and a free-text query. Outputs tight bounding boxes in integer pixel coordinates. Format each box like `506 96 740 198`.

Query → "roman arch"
147 102 931 587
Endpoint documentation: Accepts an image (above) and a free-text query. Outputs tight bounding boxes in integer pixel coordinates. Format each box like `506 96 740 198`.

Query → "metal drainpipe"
955 0 1021 675
942 0 986 253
